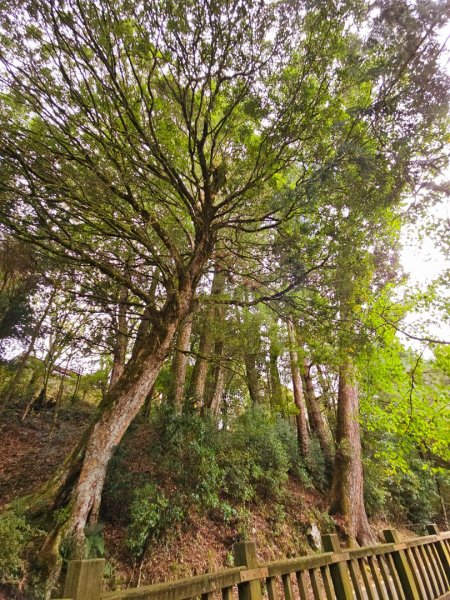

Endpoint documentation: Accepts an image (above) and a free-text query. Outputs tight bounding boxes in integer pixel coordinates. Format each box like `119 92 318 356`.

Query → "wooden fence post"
383 529 420 600
63 558 105 600
233 542 262 600
426 523 450 581
322 534 353 600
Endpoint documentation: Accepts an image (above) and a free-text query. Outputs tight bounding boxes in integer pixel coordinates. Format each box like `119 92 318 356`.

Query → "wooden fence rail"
55 524 450 600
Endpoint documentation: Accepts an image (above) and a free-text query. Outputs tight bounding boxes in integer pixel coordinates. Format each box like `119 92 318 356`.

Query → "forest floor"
0 402 411 599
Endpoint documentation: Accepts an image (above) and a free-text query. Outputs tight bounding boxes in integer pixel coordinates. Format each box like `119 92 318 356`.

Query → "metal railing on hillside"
55 523 450 600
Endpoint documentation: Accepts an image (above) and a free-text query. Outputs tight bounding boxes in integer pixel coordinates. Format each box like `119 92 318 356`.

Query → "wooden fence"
55 524 450 600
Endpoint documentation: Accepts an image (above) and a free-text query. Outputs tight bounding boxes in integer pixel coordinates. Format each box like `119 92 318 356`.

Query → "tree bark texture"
287 320 309 457
168 312 194 412
329 361 373 545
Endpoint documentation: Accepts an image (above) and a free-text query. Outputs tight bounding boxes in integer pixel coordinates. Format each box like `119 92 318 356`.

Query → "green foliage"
387 459 442 528
363 450 447 528
84 523 106 558
361 338 450 474
220 409 291 501
116 406 318 554
153 407 224 510
304 437 328 492
0 512 35 583
363 458 390 519
127 483 183 558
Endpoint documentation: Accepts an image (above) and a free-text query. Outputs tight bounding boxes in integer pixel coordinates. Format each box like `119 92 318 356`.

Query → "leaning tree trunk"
168 312 194 412
287 320 309 457
18 290 194 587
329 361 373 545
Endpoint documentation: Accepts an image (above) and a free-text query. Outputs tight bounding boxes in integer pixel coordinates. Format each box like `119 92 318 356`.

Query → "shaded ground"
0 403 413 598
0 403 92 509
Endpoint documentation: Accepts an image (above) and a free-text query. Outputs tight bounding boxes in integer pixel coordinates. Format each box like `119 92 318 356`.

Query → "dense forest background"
0 0 449 598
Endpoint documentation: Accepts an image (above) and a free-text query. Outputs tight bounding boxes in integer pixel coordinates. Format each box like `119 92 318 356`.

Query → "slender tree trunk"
316 364 336 421
22 362 52 421
53 359 71 424
108 286 129 390
302 359 334 468
71 372 81 404
269 342 283 409
189 269 225 404
168 312 194 412
287 320 309 457
329 361 373 545
208 341 226 415
5 288 56 404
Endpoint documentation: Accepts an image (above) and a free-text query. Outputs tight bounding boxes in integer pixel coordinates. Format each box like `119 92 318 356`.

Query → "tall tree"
0 0 354 575
0 0 447 580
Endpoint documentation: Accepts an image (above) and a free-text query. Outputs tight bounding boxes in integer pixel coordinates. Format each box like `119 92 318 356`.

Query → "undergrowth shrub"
0 512 35 583
363 458 389 518
127 483 184 558
120 406 333 551
304 437 328 492
219 408 291 501
363 452 447 528
386 460 441 528
152 407 224 509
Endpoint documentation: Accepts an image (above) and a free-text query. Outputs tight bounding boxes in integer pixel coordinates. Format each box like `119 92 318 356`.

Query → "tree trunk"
71 371 81 404
244 352 263 405
189 269 225 405
208 340 226 415
168 312 194 412
53 360 69 424
19 290 194 584
269 342 283 410
302 359 334 469
108 286 129 390
5 288 56 404
287 320 309 457
329 361 373 545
